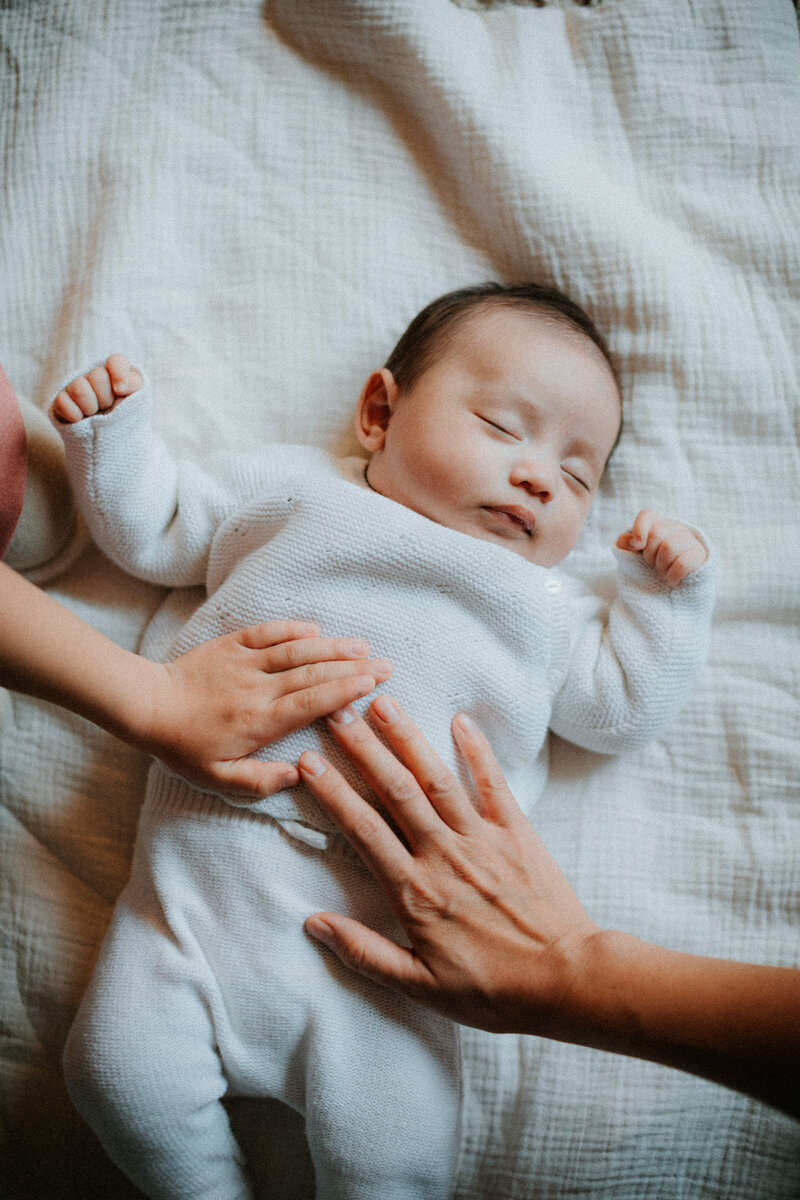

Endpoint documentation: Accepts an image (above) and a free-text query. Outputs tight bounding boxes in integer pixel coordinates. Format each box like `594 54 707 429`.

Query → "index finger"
106 353 141 396
450 712 526 827
298 750 414 886
322 704 447 848
324 697 478 841
628 508 659 551
365 696 480 834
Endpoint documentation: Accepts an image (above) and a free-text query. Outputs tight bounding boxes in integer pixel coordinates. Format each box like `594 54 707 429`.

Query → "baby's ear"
354 368 399 452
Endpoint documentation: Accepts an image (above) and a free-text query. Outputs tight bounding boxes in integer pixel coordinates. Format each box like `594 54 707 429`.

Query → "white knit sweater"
57 379 714 832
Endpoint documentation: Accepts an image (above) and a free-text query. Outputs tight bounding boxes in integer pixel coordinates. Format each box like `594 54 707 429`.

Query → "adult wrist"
543 926 648 1053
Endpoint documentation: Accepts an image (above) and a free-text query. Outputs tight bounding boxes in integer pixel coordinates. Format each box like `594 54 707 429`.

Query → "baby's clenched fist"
616 509 707 587
52 353 142 424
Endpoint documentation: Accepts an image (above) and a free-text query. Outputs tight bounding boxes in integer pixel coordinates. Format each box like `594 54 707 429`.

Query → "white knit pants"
63 774 461 1200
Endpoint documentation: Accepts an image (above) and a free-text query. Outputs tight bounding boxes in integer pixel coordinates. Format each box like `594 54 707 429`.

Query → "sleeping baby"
53 282 713 1200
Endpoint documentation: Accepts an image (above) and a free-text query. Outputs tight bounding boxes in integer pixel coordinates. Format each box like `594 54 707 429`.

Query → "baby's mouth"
482 505 536 537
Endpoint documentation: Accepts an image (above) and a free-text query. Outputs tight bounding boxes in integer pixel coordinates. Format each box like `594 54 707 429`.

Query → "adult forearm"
569 929 800 1117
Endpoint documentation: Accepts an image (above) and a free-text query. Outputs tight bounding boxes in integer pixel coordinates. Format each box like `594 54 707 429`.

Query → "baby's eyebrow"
567 435 600 460
564 436 607 478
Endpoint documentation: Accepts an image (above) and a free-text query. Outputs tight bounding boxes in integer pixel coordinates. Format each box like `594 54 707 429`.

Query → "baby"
55 283 712 1200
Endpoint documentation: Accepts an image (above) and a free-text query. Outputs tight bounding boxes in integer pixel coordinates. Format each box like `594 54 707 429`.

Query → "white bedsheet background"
1 2 799 1196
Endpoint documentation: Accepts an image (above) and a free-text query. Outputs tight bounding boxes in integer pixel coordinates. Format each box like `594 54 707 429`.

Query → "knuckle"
283 640 307 668
478 766 508 801
424 768 456 804
386 770 420 808
294 686 319 715
484 765 507 791
300 662 331 689
349 807 382 847
387 719 419 754
341 933 368 972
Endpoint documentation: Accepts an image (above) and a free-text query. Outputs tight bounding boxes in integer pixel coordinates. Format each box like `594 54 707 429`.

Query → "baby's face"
360 308 621 566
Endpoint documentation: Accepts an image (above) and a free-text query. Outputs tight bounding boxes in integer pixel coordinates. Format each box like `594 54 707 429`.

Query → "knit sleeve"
549 545 714 755
53 376 282 587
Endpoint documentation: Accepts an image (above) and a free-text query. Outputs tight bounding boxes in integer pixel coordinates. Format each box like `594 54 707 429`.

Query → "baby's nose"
510 459 555 501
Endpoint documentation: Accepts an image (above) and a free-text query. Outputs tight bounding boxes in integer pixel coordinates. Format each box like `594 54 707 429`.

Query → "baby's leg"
303 976 461 1200
213 822 461 1199
63 899 253 1200
277 836 461 1200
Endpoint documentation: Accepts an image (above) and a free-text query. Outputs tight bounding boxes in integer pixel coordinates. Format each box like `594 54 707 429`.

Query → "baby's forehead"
437 304 608 371
446 306 618 385
446 302 551 344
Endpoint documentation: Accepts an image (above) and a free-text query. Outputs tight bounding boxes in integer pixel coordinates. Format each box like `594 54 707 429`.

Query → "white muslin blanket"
1 2 798 1197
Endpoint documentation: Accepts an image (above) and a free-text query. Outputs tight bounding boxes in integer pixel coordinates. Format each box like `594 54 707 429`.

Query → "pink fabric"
0 364 27 560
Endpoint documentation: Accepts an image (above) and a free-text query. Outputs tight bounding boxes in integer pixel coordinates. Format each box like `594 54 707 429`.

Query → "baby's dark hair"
384 281 620 396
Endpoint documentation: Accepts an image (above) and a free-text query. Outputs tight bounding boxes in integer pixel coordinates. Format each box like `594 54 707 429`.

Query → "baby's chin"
474 524 580 568
483 532 545 565
457 521 550 566
396 497 561 566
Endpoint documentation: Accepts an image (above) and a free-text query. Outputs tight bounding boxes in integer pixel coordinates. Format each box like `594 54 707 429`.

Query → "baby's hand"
51 353 143 424
146 622 394 797
616 510 708 587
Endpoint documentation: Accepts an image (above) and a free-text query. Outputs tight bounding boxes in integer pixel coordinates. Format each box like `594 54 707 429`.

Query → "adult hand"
298 696 599 1036
298 698 800 1118
142 622 393 797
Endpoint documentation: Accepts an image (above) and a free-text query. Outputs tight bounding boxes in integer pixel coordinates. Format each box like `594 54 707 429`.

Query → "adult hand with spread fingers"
298 697 800 1119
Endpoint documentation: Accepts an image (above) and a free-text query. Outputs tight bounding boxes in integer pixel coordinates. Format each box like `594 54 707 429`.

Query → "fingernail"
343 639 370 658
305 916 334 945
328 706 356 725
299 751 326 778
454 712 475 734
372 695 400 724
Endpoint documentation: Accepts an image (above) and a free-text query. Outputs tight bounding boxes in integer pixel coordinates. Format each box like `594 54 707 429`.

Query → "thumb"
211 757 300 799
305 913 423 993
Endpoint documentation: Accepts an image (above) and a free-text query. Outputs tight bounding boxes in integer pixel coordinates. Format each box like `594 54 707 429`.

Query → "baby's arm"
616 509 707 588
550 517 713 754
50 356 283 587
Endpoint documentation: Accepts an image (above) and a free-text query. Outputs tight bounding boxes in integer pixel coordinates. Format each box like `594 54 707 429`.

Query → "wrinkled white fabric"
1 2 799 1197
